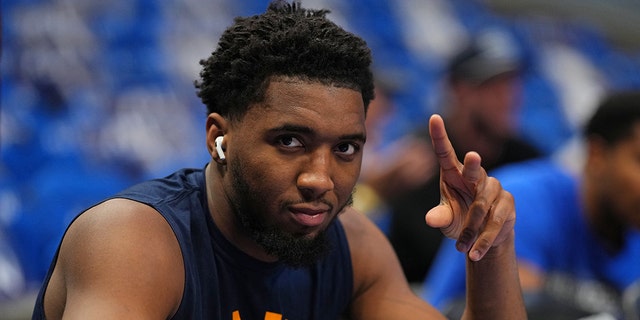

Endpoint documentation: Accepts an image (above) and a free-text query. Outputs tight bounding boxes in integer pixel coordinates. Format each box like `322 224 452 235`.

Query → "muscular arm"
427 114 526 319
462 233 525 319
43 199 184 319
341 208 445 320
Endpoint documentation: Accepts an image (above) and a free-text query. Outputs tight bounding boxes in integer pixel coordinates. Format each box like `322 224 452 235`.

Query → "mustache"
284 198 334 212
284 190 355 215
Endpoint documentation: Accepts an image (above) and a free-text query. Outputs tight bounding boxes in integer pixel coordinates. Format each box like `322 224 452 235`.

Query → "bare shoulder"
44 198 184 319
338 207 392 261
338 207 377 239
338 208 443 319
338 207 402 286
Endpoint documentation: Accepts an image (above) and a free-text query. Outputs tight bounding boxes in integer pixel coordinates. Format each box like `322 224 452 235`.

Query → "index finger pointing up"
429 114 460 172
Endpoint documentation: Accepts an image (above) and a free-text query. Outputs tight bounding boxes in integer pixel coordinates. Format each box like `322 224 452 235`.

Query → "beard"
593 194 626 254
227 158 353 268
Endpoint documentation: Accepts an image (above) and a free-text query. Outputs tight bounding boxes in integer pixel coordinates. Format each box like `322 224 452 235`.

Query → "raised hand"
425 114 516 261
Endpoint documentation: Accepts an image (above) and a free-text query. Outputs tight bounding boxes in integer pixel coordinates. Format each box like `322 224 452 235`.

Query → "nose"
297 149 335 200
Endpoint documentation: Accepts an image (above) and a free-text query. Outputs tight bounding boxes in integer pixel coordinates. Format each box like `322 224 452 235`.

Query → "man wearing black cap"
382 29 542 283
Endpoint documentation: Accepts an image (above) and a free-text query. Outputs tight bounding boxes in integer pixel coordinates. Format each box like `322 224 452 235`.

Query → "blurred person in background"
353 79 436 233
425 90 640 320
356 28 542 284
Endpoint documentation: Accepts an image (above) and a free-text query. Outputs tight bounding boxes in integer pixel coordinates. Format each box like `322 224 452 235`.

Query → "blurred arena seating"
2 0 639 318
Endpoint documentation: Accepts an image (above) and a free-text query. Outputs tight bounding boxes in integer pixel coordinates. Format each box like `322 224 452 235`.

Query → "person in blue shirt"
424 90 640 319
32 1 525 319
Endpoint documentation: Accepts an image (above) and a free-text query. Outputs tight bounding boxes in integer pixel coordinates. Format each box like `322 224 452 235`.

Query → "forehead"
239 79 366 137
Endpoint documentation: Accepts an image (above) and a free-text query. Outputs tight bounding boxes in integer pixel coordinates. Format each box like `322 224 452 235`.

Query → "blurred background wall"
1 0 639 318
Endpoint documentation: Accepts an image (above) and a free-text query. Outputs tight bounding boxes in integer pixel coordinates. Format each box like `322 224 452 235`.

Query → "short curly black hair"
195 0 374 121
585 90 640 145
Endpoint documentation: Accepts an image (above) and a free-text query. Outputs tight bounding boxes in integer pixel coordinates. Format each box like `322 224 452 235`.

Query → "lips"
288 204 330 227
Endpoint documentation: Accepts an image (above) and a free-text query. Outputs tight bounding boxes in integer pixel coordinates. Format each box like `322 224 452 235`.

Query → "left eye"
279 136 303 148
335 143 358 156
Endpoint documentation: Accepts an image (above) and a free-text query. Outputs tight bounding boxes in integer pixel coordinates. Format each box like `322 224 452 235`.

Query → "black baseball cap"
448 29 522 84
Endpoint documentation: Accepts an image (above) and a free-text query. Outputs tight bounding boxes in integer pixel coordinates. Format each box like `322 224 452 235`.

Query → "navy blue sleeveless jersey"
32 167 354 319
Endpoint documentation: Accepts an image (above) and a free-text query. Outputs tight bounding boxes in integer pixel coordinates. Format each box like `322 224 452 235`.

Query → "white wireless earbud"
214 136 226 160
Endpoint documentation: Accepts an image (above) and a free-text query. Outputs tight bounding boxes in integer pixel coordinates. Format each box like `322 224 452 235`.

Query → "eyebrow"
269 124 313 135
268 124 366 143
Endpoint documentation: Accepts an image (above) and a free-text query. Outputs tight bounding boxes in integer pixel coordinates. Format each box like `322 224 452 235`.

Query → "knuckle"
435 148 453 160
491 211 506 225
490 200 515 225
460 228 475 241
498 191 516 219
475 237 492 251
502 190 515 205
469 199 489 218
486 176 501 189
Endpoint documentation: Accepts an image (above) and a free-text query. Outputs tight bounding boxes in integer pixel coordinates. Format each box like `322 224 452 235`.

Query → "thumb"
425 205 453 229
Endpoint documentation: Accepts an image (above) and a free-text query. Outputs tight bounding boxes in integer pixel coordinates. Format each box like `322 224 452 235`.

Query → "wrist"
472 230 515 262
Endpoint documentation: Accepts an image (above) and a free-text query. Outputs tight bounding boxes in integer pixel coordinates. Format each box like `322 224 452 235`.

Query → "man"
425 90 640 319
32 2 525 319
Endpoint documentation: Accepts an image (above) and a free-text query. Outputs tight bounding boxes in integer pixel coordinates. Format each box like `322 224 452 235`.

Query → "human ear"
206 113 228 162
